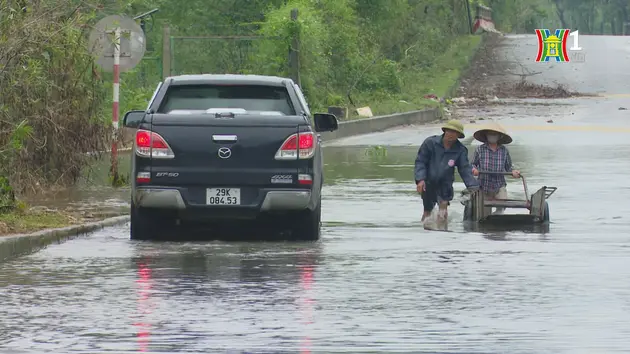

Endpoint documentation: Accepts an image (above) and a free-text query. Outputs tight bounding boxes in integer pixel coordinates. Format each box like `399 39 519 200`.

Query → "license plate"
206 188 241 205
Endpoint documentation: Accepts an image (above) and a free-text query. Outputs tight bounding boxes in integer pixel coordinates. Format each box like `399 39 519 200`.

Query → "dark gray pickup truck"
122 74 338 241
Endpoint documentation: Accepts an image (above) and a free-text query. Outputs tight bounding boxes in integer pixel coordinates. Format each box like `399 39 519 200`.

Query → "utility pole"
133 9 159 83
465 0 473 34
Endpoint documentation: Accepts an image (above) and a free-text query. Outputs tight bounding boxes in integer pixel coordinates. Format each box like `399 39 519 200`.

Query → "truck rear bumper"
133 187 311 212
259 190 311 210
135 188 187 209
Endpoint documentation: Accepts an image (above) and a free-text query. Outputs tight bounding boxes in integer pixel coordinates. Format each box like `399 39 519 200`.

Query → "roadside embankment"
347 34 483 117
0 215 129 262
320 109 441 142
0 206 127 237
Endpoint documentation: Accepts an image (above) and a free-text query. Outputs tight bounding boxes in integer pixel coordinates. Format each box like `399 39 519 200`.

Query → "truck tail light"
135 129 175 159
275 132 315 160
298 174 312 185
136 172 150 184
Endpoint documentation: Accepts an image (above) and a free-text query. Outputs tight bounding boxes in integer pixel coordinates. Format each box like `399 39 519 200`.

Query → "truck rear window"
157 85 296 115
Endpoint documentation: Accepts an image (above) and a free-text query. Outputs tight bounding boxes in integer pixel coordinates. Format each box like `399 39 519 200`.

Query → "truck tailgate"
145 113 312 186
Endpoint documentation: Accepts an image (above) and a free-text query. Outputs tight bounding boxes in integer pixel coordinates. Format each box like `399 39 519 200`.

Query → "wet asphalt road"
2 35 630 353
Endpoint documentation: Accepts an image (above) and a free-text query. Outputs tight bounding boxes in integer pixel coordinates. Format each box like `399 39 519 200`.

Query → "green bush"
0 1 109 195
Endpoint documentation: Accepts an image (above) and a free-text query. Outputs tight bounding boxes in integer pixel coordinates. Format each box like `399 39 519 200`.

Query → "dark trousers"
421 181 454 212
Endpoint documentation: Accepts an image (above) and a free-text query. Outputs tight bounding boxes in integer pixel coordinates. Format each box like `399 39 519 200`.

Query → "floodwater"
2 35 630 353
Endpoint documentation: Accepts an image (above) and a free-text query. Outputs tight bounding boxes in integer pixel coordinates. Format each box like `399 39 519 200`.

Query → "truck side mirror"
123 110 146 128
313 113 338 132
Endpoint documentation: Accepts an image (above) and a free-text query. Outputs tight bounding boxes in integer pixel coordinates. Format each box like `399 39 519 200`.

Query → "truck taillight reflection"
299 264 315 354
134 261 153 352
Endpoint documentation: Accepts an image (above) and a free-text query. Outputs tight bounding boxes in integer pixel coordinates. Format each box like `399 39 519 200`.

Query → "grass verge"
348 35 482 118
0 209 78 236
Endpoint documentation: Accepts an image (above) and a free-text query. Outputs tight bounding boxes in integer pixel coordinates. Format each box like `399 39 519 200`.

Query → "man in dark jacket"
414 120 480 223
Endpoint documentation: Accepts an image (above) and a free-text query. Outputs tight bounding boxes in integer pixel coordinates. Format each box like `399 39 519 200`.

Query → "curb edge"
0 215 131 262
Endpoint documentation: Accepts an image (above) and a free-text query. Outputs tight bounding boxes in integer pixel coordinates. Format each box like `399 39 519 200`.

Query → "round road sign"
87 15 146 73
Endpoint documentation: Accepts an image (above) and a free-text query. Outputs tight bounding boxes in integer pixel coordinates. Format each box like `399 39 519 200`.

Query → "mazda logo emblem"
218 147 232 159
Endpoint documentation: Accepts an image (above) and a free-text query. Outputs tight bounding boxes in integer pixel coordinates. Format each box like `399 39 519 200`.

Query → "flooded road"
2 35 630 353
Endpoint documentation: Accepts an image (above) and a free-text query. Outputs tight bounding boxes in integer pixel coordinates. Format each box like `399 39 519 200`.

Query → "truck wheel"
542 201 550 222
463 200 473 222
291 201 321 241
130 201 155 241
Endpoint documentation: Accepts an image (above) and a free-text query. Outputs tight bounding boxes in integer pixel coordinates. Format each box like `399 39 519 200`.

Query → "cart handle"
476 171 529 202
477 171 517 176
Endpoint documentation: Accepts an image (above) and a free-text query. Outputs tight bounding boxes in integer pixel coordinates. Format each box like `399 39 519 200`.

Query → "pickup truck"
122 74 339 241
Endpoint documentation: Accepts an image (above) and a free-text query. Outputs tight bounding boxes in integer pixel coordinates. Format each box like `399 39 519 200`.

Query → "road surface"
2 34 630 353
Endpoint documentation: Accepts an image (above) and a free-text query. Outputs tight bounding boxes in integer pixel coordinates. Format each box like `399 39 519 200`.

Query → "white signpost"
88 15 146 183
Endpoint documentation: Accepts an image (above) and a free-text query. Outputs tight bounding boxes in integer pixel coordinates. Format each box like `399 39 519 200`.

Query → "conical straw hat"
473 121 512 144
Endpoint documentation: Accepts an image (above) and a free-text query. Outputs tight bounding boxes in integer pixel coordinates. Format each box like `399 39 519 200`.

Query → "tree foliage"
0 0 112 201
551 0 630 35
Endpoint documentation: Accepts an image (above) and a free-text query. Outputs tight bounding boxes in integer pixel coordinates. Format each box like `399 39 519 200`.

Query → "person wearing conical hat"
414 119 480 225
471 121 521 215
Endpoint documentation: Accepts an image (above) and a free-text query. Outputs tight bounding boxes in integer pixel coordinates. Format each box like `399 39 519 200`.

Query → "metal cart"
462 171 557 224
